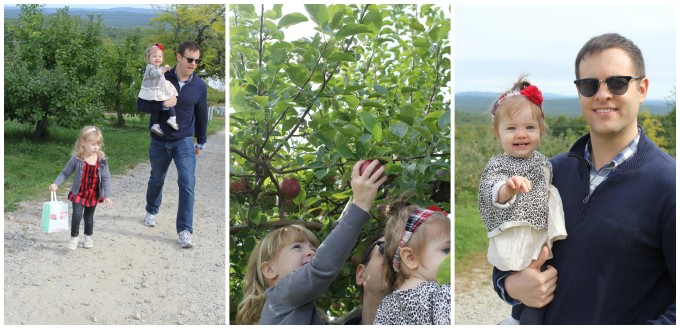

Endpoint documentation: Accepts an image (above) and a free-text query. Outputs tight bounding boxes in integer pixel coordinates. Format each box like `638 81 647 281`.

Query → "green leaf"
359 111 377 133
336 23 372 39
336 143 354 159
252 95 268 107
437 254 451 285
330 11 344 31
438 110 451 130
327 52 356 62
344 84 366 93
401 86 418 93
342 95 359 108
359 111 383 142
409 18 425 32
285 64 309 87
373 83 387 95
278 13 308 29
362 101 385 109
390 122 409 139
304 4 329 28
428 20 450 42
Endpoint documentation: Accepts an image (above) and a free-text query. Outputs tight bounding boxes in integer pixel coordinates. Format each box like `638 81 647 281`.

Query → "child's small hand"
350 160 388 212
505 176 532 195
103 198 114 208
162 65 171 73
49 184 58 192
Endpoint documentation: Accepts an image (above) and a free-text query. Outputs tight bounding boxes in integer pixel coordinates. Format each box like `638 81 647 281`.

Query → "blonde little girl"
235 160 387 325
138 43 179 136
477 75 567 324
373 201 451 325
49 126 113 250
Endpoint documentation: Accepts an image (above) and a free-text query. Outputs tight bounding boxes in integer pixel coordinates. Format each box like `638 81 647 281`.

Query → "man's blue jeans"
146 137 196 234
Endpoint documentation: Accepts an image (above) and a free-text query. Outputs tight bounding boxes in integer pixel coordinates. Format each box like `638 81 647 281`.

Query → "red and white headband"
491 85 544 118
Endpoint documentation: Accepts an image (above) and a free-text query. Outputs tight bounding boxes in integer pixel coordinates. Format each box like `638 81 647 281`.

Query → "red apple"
359 160 384 178
279 177 301 199
230 177 247 193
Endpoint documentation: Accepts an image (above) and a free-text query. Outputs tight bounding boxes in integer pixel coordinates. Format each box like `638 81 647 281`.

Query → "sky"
455 3 677 100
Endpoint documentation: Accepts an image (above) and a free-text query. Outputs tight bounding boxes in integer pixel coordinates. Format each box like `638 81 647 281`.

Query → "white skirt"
138 79 178 102
487 185 567 271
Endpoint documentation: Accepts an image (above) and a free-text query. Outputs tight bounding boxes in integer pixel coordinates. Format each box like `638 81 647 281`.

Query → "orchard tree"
149 4 226 80
98 28 147 127
229 4 450 323
4 5 105 138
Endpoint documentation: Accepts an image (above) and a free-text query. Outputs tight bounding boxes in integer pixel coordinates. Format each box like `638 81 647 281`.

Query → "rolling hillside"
4 6 154 29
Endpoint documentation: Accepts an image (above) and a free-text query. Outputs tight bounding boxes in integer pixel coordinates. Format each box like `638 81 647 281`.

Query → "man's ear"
400 247 418 270
355 264 367 287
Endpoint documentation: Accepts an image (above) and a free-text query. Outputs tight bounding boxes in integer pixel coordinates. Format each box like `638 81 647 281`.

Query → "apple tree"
229 4 450 323
4 5 105 138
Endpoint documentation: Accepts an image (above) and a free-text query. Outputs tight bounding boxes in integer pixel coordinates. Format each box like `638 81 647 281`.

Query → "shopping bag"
41 191 69 233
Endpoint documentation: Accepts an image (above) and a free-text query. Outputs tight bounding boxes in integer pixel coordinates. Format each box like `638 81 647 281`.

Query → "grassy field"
4 114 225 212
454 190 489 274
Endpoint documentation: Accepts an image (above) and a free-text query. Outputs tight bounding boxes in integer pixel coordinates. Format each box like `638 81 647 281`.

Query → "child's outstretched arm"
263 160 387 314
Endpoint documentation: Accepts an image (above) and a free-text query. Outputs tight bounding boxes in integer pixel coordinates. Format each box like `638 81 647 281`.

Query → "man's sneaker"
178 230 193 248
67 237 79 251
144 213 157 227
83 235 94 249
167 117 179 130
151 124 164 136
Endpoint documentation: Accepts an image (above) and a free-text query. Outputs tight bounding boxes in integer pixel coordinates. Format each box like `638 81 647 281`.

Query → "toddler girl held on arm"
50 126 113 251
138 43 179 137
235 160 388 325
477 76 567 324
374 201 451 325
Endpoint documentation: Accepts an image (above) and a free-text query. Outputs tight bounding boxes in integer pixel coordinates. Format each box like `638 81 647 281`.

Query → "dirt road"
4 131 226 325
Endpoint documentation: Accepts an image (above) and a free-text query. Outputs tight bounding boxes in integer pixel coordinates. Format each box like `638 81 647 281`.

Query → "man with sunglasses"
344 235 391 325
493 33 675 324
136 40 209 249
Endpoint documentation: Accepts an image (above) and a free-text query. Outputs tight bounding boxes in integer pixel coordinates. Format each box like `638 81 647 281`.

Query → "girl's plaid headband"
392 208 438 273
490 85 545 118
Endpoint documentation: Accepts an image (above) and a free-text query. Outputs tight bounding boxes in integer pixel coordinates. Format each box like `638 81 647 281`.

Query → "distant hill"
455 92 673 117
4 6 155 29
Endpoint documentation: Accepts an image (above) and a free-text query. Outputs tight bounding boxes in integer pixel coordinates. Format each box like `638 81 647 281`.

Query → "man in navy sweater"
136 40 208 249
493 33 675 324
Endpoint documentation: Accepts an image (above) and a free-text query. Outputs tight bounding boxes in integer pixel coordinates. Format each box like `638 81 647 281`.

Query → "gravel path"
455 253 512 325
4 131 226 325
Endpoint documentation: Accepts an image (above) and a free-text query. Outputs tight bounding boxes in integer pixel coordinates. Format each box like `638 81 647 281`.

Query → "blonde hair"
235 225 319 325
492 74 548 139
72 125 105 160
382 200 450 290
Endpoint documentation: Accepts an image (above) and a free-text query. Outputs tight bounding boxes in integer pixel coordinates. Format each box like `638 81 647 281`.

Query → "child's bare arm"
497 176 531 204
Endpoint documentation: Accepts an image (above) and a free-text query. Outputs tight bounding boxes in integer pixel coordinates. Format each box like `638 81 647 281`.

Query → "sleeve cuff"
496 272 522 305
492 181 516 208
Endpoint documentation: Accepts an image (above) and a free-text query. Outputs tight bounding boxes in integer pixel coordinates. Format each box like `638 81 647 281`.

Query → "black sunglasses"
360 240 385 265
181 54 202 65
573 75 643 97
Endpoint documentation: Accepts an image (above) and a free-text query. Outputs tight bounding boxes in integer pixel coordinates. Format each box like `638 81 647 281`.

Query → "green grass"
454 190 489 273
4 114 225 212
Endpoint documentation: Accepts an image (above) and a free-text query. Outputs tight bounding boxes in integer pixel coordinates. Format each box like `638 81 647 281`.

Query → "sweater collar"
569 126 655 173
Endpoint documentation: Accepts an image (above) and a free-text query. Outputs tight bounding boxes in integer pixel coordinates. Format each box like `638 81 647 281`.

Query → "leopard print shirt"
373 281 451 325
478 151 551 233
